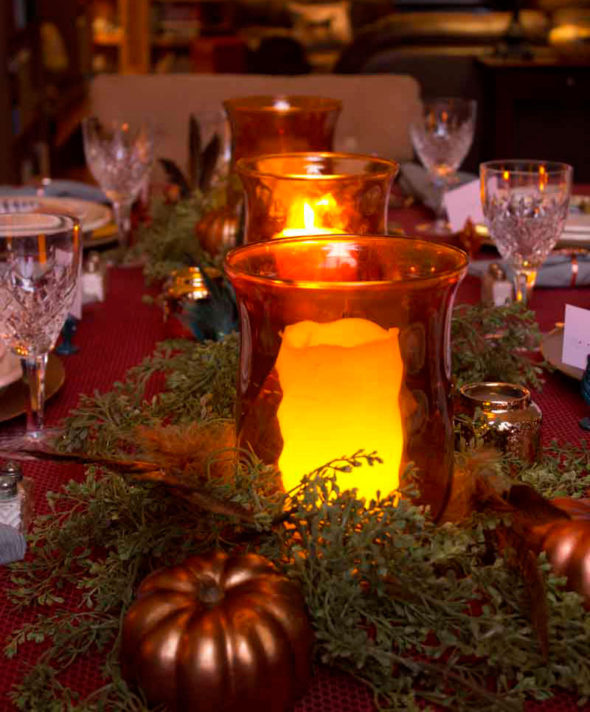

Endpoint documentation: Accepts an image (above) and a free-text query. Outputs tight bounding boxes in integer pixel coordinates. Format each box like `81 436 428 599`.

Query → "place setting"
0 86 588 712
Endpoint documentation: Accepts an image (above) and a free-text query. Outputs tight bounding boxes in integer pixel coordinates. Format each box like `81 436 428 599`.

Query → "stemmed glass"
82 117 154 250
409 97 477 234
0 213 82 435
480 160 573 305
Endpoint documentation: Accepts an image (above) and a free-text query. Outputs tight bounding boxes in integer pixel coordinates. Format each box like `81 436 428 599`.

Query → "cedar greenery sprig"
4 303 560 711
6 454 590 711
283 470 590 712
518 440 590 499
451 300 547 388
129 191 223 284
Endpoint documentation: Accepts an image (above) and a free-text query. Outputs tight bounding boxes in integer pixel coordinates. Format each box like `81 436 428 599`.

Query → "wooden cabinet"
478 55 590 182
91 0 236 74
0 0 46 183
0 0 92 183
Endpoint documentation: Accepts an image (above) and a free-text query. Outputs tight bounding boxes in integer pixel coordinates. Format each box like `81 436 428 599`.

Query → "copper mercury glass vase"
223 95 342 165
235 152 399 244
225 235 468 520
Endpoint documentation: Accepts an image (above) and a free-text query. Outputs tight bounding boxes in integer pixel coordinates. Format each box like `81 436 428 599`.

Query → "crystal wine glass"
0 213 82 435
82 117 154 249
480 160 573 305
410 97 477 234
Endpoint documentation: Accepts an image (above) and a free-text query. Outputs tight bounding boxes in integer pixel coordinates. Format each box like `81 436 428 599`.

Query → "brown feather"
500 524 550 660
135 421 236 481
440 448 509 523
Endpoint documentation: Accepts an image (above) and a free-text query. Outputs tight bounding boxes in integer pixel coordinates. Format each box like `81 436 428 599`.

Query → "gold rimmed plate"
0 354 65 423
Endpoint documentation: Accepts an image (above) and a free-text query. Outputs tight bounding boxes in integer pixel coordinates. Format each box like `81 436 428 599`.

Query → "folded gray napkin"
398 162 476 211
0 180 107 204
470 255 590 288
0 523 26 564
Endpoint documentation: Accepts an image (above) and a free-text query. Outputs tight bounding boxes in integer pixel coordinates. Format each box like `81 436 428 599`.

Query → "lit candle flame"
280 194 344 238
273 98 291 112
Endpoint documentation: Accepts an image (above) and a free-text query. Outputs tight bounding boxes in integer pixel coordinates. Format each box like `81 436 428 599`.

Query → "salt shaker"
0 461 31 533
82 251 106 304
481 263 513 306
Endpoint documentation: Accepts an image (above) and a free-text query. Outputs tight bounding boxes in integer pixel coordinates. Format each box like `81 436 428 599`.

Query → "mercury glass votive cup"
235 152 399 244
225 236 468 520
223 95 342 165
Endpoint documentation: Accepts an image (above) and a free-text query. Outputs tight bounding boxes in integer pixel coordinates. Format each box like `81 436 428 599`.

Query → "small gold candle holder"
456 382 542 465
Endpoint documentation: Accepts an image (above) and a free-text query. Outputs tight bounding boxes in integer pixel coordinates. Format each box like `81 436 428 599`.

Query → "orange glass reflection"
224 95 342 165
225 236 468 519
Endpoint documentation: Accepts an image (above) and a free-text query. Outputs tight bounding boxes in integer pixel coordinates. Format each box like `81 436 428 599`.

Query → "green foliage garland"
451 301 546 388
6 306 585 712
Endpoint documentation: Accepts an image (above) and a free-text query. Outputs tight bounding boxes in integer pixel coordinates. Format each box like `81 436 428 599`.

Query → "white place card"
443 178 485 232
562 304 590 370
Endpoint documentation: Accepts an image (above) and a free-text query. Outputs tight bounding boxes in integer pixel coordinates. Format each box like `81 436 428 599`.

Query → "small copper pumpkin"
540 520 590 603
194 206 238 257
540 497 590 605
525 497 590 605
121 551 314 712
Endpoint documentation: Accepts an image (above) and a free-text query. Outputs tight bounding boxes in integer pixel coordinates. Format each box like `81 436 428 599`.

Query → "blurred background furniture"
478 55 590 180
88 72 422 181
2 0 589 183
0 0 90 184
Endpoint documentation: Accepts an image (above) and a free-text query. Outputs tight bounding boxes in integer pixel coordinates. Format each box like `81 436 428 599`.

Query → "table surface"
0 225 589 711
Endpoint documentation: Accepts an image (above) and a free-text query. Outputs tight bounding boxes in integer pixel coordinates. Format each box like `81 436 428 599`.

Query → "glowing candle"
275 317 404 501
280 195 343 238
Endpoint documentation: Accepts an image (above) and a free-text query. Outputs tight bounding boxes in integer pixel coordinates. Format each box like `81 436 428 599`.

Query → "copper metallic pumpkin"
539 519 590 604
121 551 314 712
194 206 238 257
538 497 590 605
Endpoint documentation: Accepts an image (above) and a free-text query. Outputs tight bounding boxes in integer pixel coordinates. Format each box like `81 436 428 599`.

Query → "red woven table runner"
0 261 587 710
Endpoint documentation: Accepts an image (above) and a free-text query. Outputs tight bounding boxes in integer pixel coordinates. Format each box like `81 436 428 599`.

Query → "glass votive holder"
456 382 542 465
225 235 468 520
235 152 399 244
224 95 342 165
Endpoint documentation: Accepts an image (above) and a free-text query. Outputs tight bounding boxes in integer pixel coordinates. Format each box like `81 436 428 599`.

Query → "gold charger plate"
0 353 65 423
541 327 584 381
84 221 118 248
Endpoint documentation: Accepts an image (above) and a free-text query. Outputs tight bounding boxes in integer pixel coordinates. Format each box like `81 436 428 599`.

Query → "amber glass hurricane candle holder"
224 95 342 165
236 152 398 244
225 236 468 520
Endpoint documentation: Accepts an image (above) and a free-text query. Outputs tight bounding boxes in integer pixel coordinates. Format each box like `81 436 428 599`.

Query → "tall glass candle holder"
236 152 398 244
225 236 468 520
224 95 342 165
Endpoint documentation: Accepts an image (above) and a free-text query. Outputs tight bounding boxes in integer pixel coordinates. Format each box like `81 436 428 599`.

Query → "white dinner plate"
0 195 112 234
541 327 585 381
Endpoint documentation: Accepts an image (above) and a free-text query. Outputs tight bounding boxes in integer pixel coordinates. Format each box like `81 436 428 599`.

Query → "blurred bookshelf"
0 0 45 183
91 0 236 74
0 0 91 183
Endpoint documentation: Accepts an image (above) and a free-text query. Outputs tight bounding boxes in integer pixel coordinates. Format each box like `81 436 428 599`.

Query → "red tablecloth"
0 261 588 710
